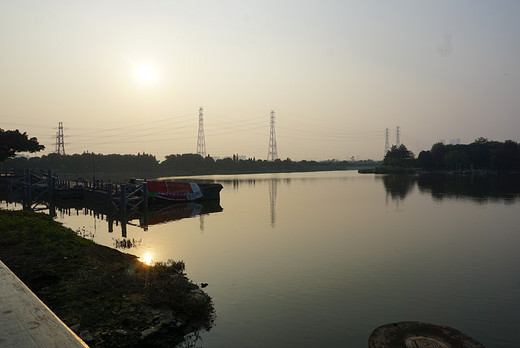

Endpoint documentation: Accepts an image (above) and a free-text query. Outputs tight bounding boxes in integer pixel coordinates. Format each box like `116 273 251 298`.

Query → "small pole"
107 183 113 209
142 182 148 211
25 169 32 209
120 184 127 215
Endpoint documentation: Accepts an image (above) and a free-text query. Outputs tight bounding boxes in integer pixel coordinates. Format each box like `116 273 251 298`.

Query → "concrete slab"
0 260 88 347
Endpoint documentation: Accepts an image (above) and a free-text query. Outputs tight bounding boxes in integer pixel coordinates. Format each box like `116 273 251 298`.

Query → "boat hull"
146 181 222 202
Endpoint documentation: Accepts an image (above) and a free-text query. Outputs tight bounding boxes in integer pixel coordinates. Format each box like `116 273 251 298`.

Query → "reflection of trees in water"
113 238 142 249
379 173 520 204
417 173 520 204
219 177 287 228
381 175 417 201
220 177 290 191
76 226 95 240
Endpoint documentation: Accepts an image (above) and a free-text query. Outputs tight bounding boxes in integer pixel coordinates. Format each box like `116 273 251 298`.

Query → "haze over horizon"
1 1 519 161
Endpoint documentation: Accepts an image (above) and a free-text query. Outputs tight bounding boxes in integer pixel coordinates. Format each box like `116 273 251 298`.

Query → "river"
7 171 520 347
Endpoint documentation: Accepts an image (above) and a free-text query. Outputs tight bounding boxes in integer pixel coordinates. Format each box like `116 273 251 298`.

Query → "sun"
134 64 157 85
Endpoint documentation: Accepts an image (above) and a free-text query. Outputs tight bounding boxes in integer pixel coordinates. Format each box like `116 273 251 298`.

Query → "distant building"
450 138 461 145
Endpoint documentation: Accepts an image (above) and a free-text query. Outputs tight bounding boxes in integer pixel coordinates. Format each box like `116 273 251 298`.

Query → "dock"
0 260 87 347
2 169 148 214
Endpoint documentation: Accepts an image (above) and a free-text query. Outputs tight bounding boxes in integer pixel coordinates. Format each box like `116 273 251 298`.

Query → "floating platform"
369 321 486 348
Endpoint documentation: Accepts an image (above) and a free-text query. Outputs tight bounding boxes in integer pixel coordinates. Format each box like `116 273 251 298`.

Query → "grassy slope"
0 209 214 347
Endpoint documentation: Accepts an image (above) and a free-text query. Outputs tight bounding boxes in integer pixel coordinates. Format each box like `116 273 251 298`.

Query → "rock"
141 326 160 339
190 289 206 302
69 323 80 334
116 329 128 336
79 330 93 342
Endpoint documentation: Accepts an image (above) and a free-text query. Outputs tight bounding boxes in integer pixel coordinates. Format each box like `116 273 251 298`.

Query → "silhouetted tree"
383 144 415 167
416 138 520 172
0 129 44 162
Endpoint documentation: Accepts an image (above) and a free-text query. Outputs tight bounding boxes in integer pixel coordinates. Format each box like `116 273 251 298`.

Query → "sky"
1 1 519 161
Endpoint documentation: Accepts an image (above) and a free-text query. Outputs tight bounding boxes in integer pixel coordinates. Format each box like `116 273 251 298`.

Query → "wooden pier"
2 169 148 214
0 260 87 347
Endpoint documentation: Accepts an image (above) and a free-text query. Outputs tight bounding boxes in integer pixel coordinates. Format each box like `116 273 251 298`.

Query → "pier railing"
2 169 148 214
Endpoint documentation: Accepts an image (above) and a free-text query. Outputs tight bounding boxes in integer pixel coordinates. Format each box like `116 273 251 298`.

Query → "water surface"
14 171 520 347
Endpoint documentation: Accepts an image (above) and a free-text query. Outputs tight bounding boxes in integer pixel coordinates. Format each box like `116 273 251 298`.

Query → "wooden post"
108 215 114 233
48 170 56 217
47 170 54 196
142 182 148 211
7 177 12 201
25 169 31 209
120 184 126 215
121 218 127 238
107 183 113 209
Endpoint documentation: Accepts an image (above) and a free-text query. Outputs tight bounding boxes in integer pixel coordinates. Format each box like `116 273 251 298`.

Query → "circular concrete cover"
369 321 486 348
405 336 448 348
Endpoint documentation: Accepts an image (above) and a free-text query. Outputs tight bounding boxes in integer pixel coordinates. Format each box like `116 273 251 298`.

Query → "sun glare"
134 64 157 85
139 252 153 266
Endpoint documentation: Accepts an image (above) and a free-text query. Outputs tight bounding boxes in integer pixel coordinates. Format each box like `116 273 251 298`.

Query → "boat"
130 179 223 202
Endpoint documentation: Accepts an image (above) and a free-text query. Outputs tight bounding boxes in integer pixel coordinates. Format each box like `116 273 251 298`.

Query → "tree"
0 129 45 162
383 144 415 167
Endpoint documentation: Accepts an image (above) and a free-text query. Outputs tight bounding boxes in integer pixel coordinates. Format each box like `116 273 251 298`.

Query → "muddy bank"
0 209 214 347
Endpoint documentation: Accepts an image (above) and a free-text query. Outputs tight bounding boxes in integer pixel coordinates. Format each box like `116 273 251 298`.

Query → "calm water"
9 171 520 347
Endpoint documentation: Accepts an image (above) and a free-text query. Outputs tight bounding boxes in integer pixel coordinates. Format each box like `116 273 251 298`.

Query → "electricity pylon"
197 107 206 157
384 128 390 155
55 122 65 155
267 110 278 161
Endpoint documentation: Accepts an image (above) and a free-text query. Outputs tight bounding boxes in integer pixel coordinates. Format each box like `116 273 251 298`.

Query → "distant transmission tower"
384 128 390 155
196 107 206 157
55 122 65 155
395 126 401 147
267 110 278 161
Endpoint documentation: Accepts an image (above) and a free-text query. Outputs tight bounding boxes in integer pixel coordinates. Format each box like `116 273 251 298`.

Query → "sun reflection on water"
139 252 153 266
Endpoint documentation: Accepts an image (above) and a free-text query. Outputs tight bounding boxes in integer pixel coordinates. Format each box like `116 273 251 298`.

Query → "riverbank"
0 209 214 347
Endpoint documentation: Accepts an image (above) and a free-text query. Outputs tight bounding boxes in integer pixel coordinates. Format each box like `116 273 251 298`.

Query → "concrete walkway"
0 260 88 347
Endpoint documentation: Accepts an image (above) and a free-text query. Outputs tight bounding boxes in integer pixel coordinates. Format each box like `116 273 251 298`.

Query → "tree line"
1 152 379 177
381 138 520 172
0 129 379 177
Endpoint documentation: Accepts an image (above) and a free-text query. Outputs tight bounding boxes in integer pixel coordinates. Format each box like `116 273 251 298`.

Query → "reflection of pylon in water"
200 214 205 232
269 179 277 228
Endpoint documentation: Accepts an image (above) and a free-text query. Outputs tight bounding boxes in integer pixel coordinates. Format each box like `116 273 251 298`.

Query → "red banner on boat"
146 181 203 201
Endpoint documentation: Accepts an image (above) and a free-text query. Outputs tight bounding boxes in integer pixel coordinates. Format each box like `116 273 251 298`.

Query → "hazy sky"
1 1 519 161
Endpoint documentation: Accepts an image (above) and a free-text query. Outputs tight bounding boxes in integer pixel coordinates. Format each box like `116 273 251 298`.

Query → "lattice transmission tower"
196 107 206 157
384 128 390 155
267 110 278 161
395 126 401 147
55 122 65 155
